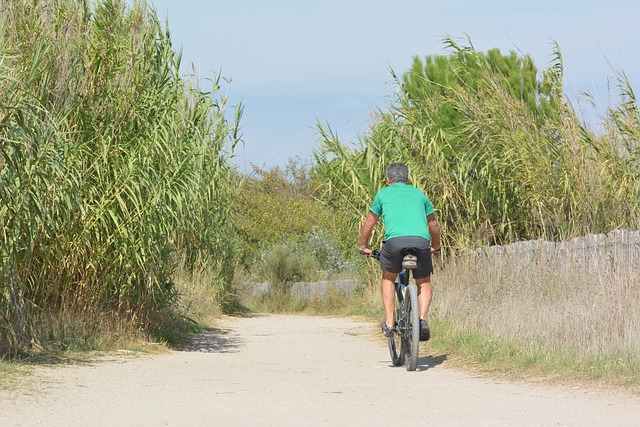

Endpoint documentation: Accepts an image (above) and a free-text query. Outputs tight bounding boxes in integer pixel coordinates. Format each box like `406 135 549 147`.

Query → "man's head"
386 162 409 184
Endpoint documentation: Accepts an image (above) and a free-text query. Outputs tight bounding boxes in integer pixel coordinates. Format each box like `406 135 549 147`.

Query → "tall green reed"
0 0 241 357
314 37 640 252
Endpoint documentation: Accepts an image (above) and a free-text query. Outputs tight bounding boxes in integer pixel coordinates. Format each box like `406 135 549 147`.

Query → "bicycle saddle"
401 248 418 270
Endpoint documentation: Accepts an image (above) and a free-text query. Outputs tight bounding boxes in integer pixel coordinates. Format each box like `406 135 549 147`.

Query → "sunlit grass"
426 318 640 393
0 361 32 390
419 241 639 392
347 241 640 392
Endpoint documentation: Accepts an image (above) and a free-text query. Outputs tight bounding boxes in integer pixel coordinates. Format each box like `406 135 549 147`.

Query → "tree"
400 38 562 157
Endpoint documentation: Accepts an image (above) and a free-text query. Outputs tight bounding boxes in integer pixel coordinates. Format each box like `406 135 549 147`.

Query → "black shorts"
380 236 433 278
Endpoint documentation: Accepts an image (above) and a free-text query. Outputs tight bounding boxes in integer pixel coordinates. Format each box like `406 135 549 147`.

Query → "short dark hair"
386 162 408 184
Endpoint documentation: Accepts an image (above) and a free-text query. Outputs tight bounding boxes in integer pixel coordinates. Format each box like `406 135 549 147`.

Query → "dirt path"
1 314 639 426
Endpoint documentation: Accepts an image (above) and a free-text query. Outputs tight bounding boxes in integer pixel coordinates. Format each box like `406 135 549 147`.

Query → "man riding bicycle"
359 162 441 341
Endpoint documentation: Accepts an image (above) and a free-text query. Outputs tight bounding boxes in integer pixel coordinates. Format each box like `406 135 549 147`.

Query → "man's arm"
358 211 379 255
427 213 441 252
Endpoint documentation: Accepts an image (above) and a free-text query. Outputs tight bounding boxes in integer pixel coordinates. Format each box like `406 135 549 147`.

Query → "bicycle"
362 249 420 371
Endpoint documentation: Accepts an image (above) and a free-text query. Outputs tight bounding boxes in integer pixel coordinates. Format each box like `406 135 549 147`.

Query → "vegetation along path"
1 315 639 426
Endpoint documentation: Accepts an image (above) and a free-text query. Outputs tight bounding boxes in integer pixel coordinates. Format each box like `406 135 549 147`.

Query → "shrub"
263 244 315 302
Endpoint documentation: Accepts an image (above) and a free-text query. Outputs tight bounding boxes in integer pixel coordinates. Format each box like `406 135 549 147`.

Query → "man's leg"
415 275 432 320
415 275 432 341
382 269 398 328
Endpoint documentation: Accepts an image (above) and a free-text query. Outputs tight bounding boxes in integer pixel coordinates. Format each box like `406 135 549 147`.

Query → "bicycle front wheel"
403 284 420 371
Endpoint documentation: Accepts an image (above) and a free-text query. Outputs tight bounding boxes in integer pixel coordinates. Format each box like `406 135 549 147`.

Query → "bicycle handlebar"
359 249 380 260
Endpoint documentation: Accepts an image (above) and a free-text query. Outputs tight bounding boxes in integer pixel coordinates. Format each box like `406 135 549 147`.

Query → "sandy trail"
1 314 639 426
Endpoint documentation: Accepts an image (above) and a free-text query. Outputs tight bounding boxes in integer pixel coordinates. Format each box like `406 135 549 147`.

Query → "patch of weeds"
477 340 499 363
0 360 31 390
306 287 351 314
426 317 640 393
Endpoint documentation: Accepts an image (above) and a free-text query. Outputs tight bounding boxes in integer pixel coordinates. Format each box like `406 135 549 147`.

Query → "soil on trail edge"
1 314 639 426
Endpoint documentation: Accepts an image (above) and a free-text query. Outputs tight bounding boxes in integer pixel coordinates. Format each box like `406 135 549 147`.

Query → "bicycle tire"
403 284 420 371
388 284 405 366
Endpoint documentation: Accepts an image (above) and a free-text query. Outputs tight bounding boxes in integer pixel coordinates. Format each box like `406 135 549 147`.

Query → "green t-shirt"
370 183 435 241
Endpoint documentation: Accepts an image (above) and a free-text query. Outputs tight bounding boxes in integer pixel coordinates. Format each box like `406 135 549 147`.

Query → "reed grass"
314 38 640 252
1 0 241 357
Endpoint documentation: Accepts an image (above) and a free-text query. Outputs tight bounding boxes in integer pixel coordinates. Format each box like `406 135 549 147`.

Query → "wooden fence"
476 229 640 275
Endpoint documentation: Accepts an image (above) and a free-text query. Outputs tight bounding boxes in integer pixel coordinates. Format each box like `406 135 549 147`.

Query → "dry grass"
431 245 640 389
0 360 31 390
173 267 225 329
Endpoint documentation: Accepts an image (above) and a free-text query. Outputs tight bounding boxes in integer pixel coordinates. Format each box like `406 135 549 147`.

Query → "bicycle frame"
360 248 420 370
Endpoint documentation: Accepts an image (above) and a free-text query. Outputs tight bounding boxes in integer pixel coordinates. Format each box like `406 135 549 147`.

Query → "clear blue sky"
148 0 640 170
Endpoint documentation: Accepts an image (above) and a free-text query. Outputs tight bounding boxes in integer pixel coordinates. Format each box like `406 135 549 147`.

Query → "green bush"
263 244 315 301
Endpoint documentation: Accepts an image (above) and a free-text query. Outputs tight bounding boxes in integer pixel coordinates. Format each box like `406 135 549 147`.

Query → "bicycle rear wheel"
403 284 420 371
388 284 405 366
